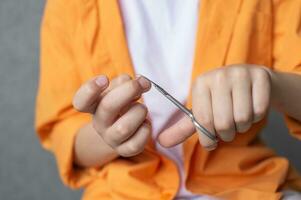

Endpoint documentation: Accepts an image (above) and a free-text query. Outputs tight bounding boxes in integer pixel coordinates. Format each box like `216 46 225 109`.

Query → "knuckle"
126 142 143 155
235 113 252 125
215 120 233 132
103 131 119 147
233 68 249 79
214 70 227 86
116 149 126 157
115 124 130 137
99 99 114 113
193 77 207 92
196 115 212 128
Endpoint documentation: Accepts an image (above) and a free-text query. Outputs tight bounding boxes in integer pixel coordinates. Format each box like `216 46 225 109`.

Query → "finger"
72 74 131 114
192 83 217 150
251 69 271 122
116 122 151 157
103 103 148 147
101 74 132 97
119 93 142 115
211 80 236 142
104 74 135 115
157 116 195 147
72 75 109 113
232 70 253 133
94 76 151 132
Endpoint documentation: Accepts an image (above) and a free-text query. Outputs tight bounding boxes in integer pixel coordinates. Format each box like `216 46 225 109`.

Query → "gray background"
0 1 300 200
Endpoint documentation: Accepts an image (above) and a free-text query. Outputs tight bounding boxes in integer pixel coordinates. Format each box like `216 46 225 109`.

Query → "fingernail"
95 76 108 87
136 76 151 90
204 143 217 151
237 124 251 133
253 116 262 123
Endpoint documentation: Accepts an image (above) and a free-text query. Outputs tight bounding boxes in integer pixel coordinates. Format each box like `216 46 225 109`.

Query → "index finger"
157 115 195 147
73 75 109 113
72 74 132 114
94 76 151 130
192 84 218 150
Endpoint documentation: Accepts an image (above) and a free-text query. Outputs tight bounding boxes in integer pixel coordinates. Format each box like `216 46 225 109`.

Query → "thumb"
73 75 109 114
157 115 195 147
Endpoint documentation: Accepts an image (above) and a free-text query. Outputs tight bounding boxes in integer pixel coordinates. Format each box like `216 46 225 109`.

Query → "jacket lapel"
98 0 135 77
98 0 158 151
98 0 242 186
184 0 242 181
192 0 242 80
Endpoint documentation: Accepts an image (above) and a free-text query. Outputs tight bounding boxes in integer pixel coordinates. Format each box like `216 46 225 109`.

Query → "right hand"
73 74 152 157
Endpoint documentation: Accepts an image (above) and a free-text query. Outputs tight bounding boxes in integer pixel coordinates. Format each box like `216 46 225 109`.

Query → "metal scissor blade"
142 76 193 118
142 76 217 142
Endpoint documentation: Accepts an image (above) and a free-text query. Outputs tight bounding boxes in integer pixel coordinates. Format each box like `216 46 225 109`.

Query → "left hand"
158 64 273 150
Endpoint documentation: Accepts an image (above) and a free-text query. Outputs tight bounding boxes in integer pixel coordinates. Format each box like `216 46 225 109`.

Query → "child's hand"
73 74 152 157
158 65 272 150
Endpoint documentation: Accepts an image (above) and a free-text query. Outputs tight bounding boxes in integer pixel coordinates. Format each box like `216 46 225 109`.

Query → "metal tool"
142 76 218 142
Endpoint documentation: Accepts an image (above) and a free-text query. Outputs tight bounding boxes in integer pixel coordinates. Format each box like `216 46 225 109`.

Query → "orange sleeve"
35 0 98 188
272 0 301 140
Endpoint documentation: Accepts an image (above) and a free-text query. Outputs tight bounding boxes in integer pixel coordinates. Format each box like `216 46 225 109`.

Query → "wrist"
74 123 119 168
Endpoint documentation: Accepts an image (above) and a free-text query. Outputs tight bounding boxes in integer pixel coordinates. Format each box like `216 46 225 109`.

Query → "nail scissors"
142 76 218 143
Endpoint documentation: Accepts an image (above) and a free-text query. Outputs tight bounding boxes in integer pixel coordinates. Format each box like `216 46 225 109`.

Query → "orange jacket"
36 0 301 199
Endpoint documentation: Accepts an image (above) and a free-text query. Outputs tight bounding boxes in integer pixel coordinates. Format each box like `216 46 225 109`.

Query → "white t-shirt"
119 1 216 199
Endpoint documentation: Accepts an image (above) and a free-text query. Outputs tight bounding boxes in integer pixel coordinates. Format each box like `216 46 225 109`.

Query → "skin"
73 64 301 167
73 74 151 167
158 65 301 150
